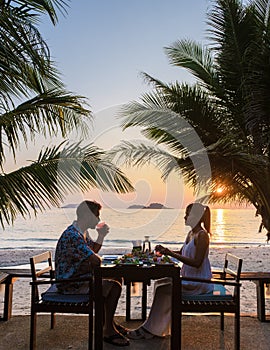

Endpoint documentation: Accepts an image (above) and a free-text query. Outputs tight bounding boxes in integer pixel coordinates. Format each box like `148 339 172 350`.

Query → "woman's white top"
181 231 214 295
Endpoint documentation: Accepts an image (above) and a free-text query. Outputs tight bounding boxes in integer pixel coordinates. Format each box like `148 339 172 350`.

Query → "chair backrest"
223 253 242 281
222 253 242 297
30 251 54 301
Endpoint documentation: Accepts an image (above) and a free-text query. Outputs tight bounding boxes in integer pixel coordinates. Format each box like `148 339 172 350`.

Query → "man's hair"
76 200 102 219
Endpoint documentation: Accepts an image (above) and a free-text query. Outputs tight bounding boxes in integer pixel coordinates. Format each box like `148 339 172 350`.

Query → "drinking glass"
132 240 142 253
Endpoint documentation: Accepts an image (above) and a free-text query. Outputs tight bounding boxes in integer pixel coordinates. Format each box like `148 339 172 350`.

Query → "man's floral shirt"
55 221 94 293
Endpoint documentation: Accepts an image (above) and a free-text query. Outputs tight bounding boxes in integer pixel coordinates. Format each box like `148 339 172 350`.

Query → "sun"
216 187 224 193
213 186 226 198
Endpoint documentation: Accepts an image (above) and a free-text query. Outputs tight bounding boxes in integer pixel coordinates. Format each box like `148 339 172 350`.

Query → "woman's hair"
186 202 211 234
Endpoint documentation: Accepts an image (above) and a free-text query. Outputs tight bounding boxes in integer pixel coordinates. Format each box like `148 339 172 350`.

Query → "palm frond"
1 1 69 25
164 39 219 92
0 89 91 164
108 140 210 187
0 11 63 99
0 141 134 227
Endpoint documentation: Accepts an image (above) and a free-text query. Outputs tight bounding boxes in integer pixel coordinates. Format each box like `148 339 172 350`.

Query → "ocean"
0 207 268 252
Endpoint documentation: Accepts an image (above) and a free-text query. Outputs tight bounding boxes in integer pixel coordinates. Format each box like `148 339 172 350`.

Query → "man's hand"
96 223 109 237
96 223 110 245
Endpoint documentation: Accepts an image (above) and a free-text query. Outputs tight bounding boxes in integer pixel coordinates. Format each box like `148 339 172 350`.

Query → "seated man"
55 200 129 347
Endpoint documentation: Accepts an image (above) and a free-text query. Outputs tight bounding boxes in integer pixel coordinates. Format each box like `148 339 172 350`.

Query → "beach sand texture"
1 246 270 349
0 315 270 349
2 245 270 317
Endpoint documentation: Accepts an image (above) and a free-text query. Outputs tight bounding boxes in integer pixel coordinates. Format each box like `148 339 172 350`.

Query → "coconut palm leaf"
0 142 134 227
0 89 90 165
164 39 220 93
0 1 67 98
0 1 69 25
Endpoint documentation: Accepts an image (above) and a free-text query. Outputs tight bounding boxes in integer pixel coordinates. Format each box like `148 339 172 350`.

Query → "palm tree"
0 1 133 227
112 0 270 240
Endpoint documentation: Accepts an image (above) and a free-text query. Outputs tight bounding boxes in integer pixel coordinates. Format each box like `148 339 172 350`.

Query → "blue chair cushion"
41 284 89 303
183 284 232 301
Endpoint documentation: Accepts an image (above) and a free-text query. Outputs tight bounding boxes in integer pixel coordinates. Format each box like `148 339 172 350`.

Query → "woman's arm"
156 232 209 268
156 244 182 255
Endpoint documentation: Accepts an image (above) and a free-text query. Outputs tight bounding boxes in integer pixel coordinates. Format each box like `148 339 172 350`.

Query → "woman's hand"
155 244 170 255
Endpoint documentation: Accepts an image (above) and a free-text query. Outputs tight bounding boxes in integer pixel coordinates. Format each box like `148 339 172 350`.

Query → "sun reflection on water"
212 208 226 243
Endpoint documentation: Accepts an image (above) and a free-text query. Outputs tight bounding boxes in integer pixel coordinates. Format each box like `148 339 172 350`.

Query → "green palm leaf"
0 89 90 164
0 142 134 227
164 39 219 92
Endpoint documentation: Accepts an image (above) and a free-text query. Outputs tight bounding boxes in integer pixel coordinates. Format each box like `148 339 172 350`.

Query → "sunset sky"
39 0 209 111
10 0 212 209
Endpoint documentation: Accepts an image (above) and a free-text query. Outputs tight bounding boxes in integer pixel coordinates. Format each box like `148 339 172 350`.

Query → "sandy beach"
2 245 270 349
1 314 270 350
1 245 270 317
0 313 270 350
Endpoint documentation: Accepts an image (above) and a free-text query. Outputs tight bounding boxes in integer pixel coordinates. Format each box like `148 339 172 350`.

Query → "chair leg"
142 282 147 321
89 294 94 350
89 308 93 350
126 282 131 321
30 312 37 350
50 312 55 329
180 312 182 350
220 311 224 331
235 312 240 350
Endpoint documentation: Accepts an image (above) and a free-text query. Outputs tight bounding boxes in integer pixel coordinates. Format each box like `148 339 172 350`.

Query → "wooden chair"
29 251 93 350
180 253 243 350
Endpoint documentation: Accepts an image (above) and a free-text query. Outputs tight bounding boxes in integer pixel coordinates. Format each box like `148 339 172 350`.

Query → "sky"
40 0 210 112
15 0 213 209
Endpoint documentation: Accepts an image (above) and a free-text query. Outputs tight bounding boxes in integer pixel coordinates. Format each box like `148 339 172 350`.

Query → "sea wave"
2 238 57 242
1 239 267 251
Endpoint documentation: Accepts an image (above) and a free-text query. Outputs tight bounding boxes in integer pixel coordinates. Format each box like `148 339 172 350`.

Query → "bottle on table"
142 235 151 253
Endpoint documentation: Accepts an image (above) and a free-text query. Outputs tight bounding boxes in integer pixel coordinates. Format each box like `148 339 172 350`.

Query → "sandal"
103 333 130 347
127 327 154 340
114 322 128 336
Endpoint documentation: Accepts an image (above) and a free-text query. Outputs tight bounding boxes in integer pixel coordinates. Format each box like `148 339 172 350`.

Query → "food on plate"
114 252 174 265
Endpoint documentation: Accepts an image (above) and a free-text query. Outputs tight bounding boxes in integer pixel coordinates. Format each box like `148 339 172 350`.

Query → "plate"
154 262 175 266
101 255 120 266
102 255 119 261
117 262 143 266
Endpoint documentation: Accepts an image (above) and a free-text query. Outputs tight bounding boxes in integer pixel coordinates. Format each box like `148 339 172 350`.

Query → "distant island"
61 202 171 209
61 203 78 208
128 202 171 209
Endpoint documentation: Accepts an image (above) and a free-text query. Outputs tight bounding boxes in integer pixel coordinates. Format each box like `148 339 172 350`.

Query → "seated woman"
128 202 213 339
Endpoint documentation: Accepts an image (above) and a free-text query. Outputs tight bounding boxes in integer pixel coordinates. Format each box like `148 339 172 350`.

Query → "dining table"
94 262 181 349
